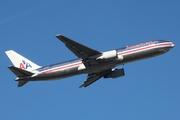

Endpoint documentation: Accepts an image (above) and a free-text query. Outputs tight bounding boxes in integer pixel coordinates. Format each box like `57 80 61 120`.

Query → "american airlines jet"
5 34 174 88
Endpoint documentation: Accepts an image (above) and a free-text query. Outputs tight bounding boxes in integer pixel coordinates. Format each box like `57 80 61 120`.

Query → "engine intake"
104 68 125 78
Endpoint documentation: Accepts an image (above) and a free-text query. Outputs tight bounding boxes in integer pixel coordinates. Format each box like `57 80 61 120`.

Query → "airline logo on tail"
20 60 32 70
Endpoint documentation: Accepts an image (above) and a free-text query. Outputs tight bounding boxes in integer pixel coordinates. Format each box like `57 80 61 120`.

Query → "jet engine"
104 68 125 78
96 50 123 61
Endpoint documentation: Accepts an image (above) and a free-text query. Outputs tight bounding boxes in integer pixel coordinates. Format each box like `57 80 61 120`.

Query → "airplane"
5 34 175 88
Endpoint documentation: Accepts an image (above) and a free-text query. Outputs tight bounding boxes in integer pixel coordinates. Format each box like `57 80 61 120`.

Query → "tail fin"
5 50 41 71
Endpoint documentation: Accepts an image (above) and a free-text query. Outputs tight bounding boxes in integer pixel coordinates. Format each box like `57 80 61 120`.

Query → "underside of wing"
56 34 101 61
79 74 102 88
79 69 112 88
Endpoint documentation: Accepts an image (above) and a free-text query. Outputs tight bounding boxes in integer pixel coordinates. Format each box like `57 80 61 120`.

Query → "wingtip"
55 34 63 37
79 84 84 88
5 50 13 54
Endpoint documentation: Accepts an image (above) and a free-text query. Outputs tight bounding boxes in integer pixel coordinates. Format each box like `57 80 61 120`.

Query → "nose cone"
160 41 175 53
171 42 175 48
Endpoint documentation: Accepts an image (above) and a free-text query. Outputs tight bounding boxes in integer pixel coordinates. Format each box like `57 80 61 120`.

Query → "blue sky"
1 0 180 119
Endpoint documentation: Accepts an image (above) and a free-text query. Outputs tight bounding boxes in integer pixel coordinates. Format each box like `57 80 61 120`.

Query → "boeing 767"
5 34 174 87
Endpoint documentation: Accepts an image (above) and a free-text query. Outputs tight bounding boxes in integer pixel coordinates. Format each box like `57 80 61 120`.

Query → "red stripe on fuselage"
118 42 172 56
41 62 82 74
41 42 171 74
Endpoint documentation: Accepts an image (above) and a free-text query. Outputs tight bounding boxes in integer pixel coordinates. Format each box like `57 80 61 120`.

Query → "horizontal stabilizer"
8 66 33 77
18 81 28 87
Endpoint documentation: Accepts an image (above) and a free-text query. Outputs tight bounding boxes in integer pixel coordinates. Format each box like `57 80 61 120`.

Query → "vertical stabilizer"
5 50 41 71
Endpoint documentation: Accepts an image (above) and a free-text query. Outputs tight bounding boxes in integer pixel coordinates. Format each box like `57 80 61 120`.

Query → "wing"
79 69 111 88
56 34 113 88
79 74 102 88
56 34 101 60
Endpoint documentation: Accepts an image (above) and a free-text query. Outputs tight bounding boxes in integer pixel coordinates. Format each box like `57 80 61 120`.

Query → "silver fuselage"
17 40 174 81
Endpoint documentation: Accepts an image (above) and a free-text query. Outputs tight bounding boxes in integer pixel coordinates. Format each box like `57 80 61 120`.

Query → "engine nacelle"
104 68 125 78
96 50 123 61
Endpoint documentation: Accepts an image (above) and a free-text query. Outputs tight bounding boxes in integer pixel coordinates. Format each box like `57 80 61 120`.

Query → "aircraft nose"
171 42 175 48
